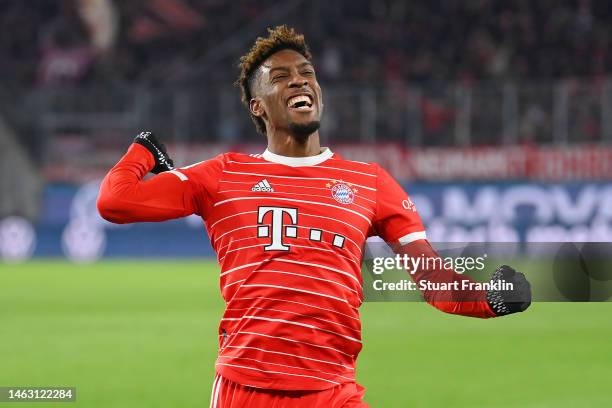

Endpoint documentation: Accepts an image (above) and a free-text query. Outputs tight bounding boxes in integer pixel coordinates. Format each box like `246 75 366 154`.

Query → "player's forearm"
97 144 195 223
397 240 496 318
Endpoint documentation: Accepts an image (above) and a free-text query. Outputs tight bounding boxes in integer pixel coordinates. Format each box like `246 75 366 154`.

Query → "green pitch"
1 261 611 408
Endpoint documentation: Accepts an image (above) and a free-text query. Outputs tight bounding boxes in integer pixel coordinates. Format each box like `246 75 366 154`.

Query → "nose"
288 72 308 88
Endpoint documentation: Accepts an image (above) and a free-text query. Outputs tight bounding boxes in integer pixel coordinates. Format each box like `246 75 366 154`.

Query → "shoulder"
225 151 267 163
179 152 245 170
325 153 379 177
172 153 234 181
177 151 270 175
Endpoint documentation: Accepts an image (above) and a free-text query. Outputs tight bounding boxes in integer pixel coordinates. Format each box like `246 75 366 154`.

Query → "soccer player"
97 26 531 407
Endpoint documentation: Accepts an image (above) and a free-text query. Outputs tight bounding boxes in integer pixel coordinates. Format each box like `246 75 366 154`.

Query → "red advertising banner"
45 143 612 183
334 144 612 181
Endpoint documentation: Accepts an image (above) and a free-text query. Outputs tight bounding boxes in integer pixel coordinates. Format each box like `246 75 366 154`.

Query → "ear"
250 98 265 118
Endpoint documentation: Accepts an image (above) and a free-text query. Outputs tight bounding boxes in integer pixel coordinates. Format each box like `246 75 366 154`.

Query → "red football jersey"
177 147 424 390
97 144 493 391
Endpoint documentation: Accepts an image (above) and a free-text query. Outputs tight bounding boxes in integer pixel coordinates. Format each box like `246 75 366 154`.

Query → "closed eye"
272 75 288 83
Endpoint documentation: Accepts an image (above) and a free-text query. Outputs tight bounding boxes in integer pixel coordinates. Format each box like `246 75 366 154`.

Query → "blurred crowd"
315 0 610 83
1 0 610 87
0 0 609 163
0 0 608 211
0 0 272 86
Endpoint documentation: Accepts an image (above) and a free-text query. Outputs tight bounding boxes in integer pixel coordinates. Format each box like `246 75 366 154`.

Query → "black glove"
486 265 531 316
133 131 175 174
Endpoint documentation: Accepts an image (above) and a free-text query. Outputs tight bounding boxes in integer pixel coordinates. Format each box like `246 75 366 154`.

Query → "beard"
288 120 321 143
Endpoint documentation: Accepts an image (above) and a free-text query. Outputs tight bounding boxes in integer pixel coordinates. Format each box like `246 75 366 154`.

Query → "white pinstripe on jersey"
225 306 361 332
220 261 264 277
273 258 361 285
217 356 356 382
225 315 362 343
231 296 360 321
209 374 220 408
235 330 354 357
237 284 353 305
221 170 376 191
213 196 372 225
225 160 376 177
210 210 258 230
222 345 354 369
217 188 376 207
215 363 341 385
224 269 358 294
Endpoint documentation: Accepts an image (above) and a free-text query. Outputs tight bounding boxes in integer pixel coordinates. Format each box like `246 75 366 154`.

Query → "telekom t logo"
257 206 298 251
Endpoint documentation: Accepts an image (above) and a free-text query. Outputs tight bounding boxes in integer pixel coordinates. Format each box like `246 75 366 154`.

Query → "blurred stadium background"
1 1 611 407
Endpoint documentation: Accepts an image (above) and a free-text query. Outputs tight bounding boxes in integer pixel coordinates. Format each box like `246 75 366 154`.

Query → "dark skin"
249 49 324 157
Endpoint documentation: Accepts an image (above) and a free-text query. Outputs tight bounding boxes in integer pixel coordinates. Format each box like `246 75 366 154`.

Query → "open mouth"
287 94 314 111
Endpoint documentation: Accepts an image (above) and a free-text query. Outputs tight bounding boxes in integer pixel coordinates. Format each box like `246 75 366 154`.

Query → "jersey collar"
262 147 333 167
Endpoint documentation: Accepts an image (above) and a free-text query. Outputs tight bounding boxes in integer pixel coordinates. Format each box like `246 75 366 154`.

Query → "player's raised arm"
97 132 201 224
395 239 531 318
372 164 531 318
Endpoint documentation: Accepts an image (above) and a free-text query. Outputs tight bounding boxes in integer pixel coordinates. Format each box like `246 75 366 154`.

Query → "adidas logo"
252 179 274 192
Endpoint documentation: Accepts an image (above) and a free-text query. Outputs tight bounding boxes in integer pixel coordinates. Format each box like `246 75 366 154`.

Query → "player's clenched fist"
486 265 532 316
133 131 175 174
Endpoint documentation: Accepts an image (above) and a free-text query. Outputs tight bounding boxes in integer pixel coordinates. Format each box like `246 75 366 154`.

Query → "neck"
266 130 321 157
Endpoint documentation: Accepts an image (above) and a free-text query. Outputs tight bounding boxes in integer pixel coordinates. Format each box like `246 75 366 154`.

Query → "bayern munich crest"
327 180 357 205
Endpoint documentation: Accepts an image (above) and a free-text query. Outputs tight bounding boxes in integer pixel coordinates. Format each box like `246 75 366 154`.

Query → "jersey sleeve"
173 153 225 219
397 240 497 318
97 143 224 223
369 165 495 318
371 164 426 244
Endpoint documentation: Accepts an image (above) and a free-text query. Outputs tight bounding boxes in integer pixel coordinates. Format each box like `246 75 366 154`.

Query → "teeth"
288 95 312 108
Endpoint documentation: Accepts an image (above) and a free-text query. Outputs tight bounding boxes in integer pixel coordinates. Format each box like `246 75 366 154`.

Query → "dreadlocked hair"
236 25 312 135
